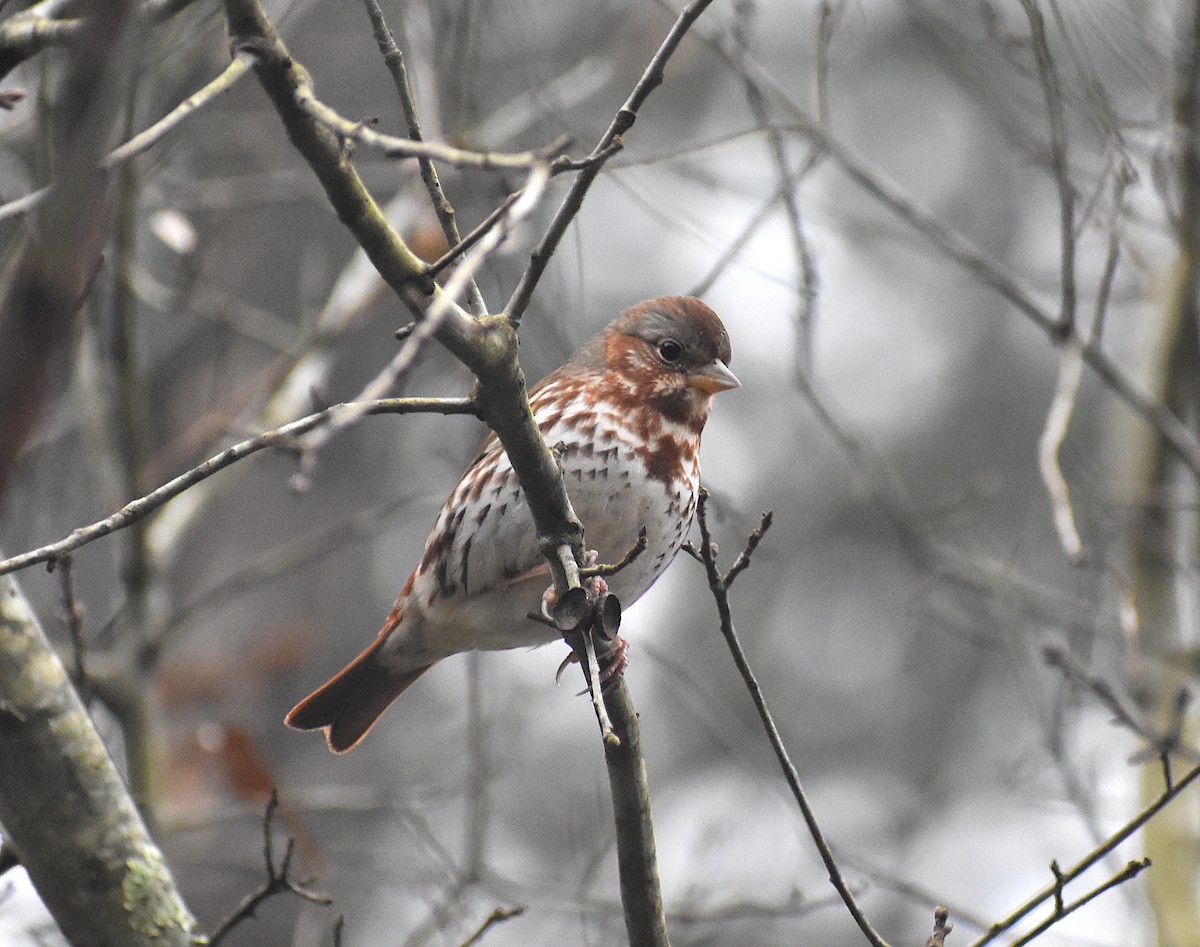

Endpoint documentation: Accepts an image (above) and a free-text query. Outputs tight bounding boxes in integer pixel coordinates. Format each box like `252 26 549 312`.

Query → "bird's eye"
657 339 683 363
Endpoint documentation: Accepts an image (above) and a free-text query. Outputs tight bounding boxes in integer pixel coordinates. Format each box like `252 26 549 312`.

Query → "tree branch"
0 397 478 578
222 0 588 577
970 763 1200 945
208 791 331 945
689 492 890 947
503 0 718 327
0 567 199 946
359 0 482 314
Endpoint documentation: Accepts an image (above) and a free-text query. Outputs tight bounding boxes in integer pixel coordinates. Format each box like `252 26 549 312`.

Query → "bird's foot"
556 634 629 691
540 549 609 622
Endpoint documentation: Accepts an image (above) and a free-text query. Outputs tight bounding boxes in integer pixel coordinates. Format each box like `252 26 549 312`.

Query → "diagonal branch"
971 762 1200 945
0 397 478 578
503 0 718 327
689 491 890 947
294 162 551 475
667 5 1200 479
222 0 588 580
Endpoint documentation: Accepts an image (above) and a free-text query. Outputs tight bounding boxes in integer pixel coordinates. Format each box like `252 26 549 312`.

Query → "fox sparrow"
286 296 738 751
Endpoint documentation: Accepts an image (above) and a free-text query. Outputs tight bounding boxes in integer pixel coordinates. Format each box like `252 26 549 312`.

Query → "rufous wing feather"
285 633 432 753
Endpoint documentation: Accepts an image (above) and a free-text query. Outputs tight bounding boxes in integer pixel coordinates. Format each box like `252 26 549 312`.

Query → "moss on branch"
0 571 199 947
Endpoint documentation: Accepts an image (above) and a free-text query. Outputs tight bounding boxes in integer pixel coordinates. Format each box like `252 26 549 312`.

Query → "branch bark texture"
0 569 199 946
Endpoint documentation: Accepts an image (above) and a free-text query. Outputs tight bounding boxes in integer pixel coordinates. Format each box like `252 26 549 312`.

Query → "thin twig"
425 192 521 279
105 53 253 169
359 0 484 316
1043 643 1199 763
970 763 1200 945
54 553 87 698
580 527 649 579
456 907 524 947
1007 859 1150 947
814 1 848 132
733 0 818 375
290 75 568 170
1019 0 1075 338
427 138 620 281
208 791 331 945
1029 6 1127 565
504 0 718 327
293 162 550 474
0 54 254 222
0 397 478 578
724 513 772 587
691 491 889 946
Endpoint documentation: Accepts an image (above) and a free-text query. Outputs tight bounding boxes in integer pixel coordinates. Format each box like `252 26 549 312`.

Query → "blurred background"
0 0 1196 944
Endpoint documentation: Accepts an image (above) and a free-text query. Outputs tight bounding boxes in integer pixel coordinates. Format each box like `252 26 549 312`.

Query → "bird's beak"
688 359 741 394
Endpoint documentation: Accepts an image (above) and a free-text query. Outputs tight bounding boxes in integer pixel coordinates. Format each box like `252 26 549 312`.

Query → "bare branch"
457 907 525 947
504 0 719 326
1019 0 1076 337
1007 859 1150 947
105 53 254 169
208 791 331 945
733 0 819 375
600 682 671 946
360 0 484 315
669 9 1200 478
970 764 1200 945
724 511 772 588
0 54 253 222
294 162 551 473
691 491 889 947
293 79 570 170
0 397 478 578
580 527 649 579
1043 643 1198 763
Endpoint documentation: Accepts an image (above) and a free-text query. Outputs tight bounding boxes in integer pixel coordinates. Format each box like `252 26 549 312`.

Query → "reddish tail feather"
285 634 431 753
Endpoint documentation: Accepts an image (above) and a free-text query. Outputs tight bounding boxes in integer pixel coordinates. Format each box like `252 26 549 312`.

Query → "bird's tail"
285 633 432 753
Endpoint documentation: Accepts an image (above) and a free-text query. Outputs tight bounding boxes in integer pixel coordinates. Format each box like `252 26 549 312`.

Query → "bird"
285 296 739 752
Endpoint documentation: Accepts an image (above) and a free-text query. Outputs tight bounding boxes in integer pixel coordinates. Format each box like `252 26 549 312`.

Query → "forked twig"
504 0 719 326
970 764 1200 945
207 791 330 945
690 490 890 947
1006 859 1150 947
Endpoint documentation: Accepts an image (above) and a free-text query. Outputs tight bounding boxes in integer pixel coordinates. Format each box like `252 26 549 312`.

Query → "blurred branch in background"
0 4 201 938
503 0 719 327
970 762 1200 946
207 791 330 945
7 0 1200 945
0 51 253 223
0 398 478 578
1125 0 1200 942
